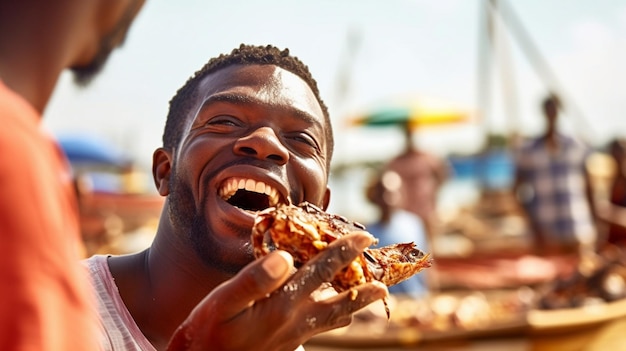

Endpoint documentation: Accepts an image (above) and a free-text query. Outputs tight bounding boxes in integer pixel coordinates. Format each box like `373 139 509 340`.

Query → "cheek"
299 159 328 202
174 142 216 193
178 137 226 173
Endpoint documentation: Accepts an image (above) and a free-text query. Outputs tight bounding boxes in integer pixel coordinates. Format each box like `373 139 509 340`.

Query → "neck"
108 208 230 349
0 60 64 115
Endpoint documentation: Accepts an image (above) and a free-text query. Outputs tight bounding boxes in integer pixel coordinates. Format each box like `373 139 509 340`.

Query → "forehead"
195 64 325 122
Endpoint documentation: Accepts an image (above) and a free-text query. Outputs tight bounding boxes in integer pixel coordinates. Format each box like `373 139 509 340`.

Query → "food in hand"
251 202 432 317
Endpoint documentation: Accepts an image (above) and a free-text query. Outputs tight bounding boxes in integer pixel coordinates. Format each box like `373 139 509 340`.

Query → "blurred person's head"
401 120 417 152
70 0 146 86
0 0 146 112
608 138 626 177
366 170 403 221
542 93 561 134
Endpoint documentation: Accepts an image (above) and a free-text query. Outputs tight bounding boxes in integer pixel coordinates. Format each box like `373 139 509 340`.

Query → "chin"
190 222 256 275
70 52 111 87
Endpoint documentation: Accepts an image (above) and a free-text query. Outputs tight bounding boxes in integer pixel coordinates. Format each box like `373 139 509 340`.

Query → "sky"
42 0 626 217
44 0 626 165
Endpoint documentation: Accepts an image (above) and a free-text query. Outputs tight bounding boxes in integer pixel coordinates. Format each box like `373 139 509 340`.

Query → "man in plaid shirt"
513 94 597 255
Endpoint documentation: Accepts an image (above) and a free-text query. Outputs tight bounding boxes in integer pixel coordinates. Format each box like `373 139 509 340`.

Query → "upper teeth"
219 178 281 206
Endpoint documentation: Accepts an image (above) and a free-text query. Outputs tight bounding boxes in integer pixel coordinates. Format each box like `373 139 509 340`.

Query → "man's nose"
233 127 289 164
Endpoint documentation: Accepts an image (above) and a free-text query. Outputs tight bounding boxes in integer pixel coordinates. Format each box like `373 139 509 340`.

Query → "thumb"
201 250 294 318
167 251 295 350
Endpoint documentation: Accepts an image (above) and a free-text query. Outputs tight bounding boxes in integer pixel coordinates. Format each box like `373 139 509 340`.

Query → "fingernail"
263 251 292 279
372 280 389 297
356 232 377 249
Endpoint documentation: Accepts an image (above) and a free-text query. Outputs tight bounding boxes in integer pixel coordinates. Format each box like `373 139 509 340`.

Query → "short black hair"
162 44 333 166
542 93 561 112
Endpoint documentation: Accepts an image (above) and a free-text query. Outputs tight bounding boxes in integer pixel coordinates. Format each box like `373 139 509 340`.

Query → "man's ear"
321 186 331 211
153 147 172 196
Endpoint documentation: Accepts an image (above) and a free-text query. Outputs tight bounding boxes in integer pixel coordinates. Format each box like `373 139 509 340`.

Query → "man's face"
71 0 145 86
165 64 330 273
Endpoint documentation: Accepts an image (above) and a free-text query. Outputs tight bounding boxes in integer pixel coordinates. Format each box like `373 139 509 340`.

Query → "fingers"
186 230 375 324
284 231 378 300
298 280 389 335
320 280 388 316
208 250 294 318
168 232 387 351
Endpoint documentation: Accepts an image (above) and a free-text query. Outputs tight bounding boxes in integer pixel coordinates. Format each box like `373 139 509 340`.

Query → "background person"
383 121 449 243
365 169 431 298
512 93 597 255
0 0 146 350
596 138 626 248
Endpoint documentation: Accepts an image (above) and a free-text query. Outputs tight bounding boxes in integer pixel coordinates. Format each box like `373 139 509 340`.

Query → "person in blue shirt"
365 169 431 298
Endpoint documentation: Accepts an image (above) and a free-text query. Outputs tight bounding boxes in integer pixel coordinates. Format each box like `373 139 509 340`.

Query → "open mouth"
219 177 282 212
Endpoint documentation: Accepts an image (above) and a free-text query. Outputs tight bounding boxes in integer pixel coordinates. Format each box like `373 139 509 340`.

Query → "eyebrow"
200 93 253 107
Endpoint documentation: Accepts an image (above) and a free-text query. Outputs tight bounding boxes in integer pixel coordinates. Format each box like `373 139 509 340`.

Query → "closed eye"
205 115 241 127
286 132 320 152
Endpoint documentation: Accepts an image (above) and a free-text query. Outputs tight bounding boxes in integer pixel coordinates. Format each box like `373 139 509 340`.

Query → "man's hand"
166 231 388 351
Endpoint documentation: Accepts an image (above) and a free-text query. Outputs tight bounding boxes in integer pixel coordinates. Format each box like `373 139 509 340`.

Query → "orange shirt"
0 81 99 350
385 150 446 219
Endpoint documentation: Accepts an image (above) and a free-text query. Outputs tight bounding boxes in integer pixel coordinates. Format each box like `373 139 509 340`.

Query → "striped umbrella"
347 96 474 130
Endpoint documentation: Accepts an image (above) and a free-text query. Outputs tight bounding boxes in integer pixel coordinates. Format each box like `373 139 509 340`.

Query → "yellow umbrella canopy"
347 96 474 130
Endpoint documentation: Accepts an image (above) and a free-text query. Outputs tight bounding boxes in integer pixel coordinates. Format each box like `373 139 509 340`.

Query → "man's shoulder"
83 255 114 298
83 254 109 270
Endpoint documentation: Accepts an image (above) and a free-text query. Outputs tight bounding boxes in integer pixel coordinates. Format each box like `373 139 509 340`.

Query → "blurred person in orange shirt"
383 121 449 242
0 1 145 350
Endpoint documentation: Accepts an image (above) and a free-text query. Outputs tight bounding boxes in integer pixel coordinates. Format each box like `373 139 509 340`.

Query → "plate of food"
308 289 531 347
528 247 626 335
528 298 626 335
